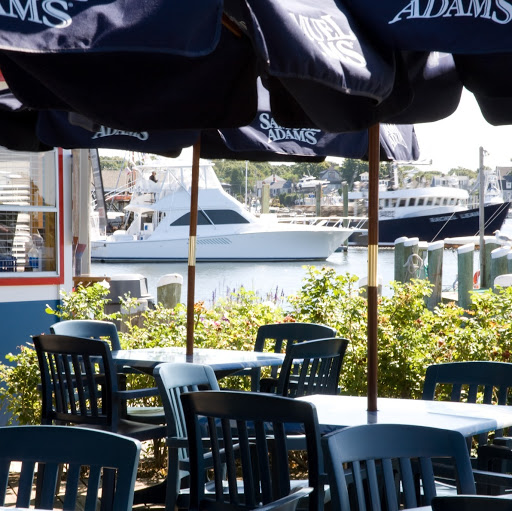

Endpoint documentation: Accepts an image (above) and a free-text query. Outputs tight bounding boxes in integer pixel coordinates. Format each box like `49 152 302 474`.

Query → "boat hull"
91 227 351 262
349 202 511 246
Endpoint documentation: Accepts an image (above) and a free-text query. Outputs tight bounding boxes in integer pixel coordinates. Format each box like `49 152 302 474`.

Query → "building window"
0 149 62 279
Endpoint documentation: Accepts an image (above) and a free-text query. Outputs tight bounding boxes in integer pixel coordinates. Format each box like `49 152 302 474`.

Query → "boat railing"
275 215 368 232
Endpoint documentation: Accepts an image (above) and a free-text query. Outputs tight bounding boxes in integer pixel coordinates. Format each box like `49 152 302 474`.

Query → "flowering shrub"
3 271 512 425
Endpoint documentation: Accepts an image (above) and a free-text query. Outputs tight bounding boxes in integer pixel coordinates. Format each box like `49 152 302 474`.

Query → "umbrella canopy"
0 1 258 130
3 0 497 411
34 79 420 162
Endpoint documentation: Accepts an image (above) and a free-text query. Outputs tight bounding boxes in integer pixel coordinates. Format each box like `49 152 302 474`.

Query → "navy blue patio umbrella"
0 0 458 409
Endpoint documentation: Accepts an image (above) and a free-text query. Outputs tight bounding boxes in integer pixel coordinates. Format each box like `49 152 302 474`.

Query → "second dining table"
112 346 286 379
298 394 512 438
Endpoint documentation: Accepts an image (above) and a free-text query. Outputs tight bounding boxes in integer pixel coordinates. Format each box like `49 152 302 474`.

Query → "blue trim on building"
0 299 59 361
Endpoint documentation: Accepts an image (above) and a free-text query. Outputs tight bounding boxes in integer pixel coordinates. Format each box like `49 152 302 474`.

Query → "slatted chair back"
50 319 122 350
432 495 512 511
265 337 349 398
33 334 167 445
250 323 336 391
422 361 512 444
49 320 164 425
182 390 323 511
33 334 118 428
0 425 140 511
322 424 477 511
153 363 220 511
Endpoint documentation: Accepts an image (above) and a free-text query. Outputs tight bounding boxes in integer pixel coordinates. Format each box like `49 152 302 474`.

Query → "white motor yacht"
91 158 352 262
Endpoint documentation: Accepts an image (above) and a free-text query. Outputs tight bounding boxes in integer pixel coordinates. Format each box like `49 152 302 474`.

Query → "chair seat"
126 406 166 424
115 419 167 442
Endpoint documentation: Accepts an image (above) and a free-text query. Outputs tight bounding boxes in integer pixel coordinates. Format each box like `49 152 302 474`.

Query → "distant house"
258 174 290 197
495 166 512 202
319 167 343 193
430 175 470 190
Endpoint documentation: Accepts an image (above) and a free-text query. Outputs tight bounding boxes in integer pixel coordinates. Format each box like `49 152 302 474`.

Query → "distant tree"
99 156 130 171
448 166 478 180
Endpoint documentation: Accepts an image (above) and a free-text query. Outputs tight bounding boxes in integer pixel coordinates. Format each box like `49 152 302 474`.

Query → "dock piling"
457 243 474 310
490 246 511 291
426 241 444 311
157 273 183 309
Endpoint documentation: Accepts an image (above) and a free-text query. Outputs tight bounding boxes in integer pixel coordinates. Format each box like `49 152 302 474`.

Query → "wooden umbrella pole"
186 139 201 356
367 123 380 412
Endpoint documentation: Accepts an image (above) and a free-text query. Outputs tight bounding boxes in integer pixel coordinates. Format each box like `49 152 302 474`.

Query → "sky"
413 89 512 173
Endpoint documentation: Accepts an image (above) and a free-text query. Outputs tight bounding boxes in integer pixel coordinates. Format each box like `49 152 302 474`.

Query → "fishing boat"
347 185 511 246
91 158 353 262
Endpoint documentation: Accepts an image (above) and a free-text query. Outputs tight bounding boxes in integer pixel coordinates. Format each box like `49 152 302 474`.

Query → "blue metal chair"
259 337 348 398
0 425 140 511
136 362 220 511
49 319 164 424
423 361 512 446
247 323 337 392
423 361 512 479
182 390 323 511
49 319 123 350
322 424 477 511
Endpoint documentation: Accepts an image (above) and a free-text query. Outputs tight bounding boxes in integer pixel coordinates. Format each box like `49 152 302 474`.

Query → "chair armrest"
472 468 512 490
249 487 313 511
260 378 278 394
116 387 160 400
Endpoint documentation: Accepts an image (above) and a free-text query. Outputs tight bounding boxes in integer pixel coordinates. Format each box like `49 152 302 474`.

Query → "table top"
299 395 512 438
113 347 285 375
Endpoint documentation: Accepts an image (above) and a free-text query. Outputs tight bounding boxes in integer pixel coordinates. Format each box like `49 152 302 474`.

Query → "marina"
89 238 490 306
91 157 353 262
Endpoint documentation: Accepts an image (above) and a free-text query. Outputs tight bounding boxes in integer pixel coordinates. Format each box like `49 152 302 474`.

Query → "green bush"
0 281 118 425
5 270 512 425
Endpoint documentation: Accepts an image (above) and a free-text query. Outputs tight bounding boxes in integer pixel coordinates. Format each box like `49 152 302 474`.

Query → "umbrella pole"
186 139 201 356
367 124 380 412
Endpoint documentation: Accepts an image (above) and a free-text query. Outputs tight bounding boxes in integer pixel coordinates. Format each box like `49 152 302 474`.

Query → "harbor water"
89 246 472 307
90 219 512 307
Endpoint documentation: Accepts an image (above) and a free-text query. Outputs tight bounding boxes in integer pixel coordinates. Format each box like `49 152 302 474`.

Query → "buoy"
473 270 480 289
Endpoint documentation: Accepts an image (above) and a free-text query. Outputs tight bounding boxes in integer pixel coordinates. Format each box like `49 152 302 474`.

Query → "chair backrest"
50 319 122 351
153 363 220 511
0 425 140 511
422 361 512 442
33 334 120 429
275 337 349 398
322 424 477 511
182 390 323 511
432 495 512 511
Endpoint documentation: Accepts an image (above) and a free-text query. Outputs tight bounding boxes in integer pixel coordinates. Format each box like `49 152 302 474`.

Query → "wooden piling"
482 240 500 288
427 240 444 311
508 251 512 274
458 243 474 310
157 273 183 308
342 182 349 250
394 237 408 282
490 246 511 291
315 184 322 217
261 183 270 214
418 241 428 279
403 237 420 282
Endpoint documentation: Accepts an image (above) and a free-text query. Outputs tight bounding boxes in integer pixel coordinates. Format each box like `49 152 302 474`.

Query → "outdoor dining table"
298 394 512 438
112 346 285 379
299 395 512 511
